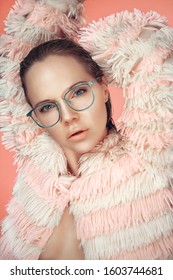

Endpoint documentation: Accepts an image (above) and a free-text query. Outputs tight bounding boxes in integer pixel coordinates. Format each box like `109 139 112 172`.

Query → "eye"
73 87 87 97
65 84 89 103
39 103 56 113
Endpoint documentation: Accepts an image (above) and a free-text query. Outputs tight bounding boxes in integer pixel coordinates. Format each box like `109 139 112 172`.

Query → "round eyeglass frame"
26 77 101 128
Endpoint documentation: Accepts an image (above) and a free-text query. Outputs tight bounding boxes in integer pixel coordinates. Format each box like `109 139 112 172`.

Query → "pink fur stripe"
71 152 143 200
25 2 81 36
117 125 173 150
76 188 173 240
121 108 160 124
0 35 33 61
14 128 43 145
20 159 71 208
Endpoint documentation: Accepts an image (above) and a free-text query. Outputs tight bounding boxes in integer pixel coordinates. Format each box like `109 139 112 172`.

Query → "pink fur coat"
0 0 173 259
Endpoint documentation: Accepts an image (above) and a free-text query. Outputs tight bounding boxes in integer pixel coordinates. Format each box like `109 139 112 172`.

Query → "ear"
101 77 109 102
103 87 109 103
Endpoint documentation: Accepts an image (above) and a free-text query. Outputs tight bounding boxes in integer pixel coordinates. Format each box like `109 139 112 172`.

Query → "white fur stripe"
111 233 173 260
0 57 19 77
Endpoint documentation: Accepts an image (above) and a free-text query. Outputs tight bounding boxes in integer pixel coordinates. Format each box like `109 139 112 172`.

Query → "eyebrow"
34 80 88 107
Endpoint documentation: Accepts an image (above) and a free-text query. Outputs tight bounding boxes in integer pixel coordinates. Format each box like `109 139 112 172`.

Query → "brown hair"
20 38 117 131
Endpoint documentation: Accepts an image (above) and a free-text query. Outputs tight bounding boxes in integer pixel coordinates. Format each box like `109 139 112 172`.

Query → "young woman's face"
24 55 109 159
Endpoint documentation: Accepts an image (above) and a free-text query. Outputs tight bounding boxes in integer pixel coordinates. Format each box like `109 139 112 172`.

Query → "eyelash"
72 88 87 97
39 103 55 113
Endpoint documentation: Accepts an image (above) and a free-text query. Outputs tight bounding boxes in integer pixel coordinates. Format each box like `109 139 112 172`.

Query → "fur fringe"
112 234 173 260
83 212 173 259
76 188 173 240
79 9 172 86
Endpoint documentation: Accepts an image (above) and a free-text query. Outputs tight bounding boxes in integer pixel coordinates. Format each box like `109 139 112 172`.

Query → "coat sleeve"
79 9 173 167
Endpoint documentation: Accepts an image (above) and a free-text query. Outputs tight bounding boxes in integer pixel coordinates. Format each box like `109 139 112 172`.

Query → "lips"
68 129 88 140
71 131 83 136
68 130 85 138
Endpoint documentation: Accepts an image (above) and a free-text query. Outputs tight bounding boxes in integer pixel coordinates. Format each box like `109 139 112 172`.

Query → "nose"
59 100 79 124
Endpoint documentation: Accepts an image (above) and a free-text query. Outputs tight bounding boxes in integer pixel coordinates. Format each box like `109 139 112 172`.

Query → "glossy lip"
68 129 88 141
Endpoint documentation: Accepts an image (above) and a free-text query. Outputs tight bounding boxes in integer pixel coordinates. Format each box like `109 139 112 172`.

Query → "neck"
63 148 81 176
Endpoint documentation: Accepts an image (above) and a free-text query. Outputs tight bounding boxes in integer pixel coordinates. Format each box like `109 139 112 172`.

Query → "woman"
0 1 173 259
19 38 117 259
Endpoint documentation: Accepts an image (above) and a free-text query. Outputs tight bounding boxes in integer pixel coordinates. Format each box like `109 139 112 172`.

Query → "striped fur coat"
0 0 173 259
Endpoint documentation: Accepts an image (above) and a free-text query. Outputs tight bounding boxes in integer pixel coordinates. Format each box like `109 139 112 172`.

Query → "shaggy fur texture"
0 2 173 259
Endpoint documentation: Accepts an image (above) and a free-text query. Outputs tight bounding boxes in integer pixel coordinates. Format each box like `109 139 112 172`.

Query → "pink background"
0 0 173 221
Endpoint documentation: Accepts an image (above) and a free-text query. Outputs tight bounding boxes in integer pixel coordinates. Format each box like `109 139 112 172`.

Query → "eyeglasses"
26 77 100 128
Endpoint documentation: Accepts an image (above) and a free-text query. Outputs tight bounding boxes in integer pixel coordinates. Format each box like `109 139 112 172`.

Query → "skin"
24 54 109 259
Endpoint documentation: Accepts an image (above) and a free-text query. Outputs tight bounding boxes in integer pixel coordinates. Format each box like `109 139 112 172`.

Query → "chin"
74 136 105 155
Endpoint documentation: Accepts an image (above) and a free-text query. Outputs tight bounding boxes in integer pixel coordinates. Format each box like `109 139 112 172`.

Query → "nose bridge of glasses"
57 95 73 111
57 96 78 122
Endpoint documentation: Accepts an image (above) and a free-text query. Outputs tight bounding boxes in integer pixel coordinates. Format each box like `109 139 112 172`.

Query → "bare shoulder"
39 207 84 260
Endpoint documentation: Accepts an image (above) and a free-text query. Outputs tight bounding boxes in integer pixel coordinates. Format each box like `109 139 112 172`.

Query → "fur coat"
0 0 173 259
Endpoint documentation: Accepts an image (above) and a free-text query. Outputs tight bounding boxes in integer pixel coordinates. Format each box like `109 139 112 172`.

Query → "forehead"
24 55 93 105
25 54 92 82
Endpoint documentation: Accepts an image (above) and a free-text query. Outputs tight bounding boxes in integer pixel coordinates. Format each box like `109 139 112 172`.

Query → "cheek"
45 125 65 145
90 98 107 124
